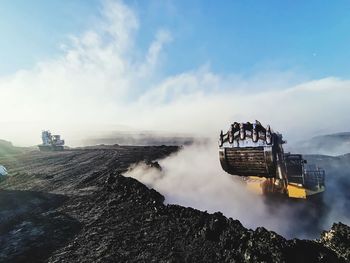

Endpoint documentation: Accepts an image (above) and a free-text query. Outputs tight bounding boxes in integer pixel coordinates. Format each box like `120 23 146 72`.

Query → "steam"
305 154 350 226
126 140 342 239
126 142 268 229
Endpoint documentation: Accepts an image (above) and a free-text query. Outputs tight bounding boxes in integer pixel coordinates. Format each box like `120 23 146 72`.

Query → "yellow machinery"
219 121 325 199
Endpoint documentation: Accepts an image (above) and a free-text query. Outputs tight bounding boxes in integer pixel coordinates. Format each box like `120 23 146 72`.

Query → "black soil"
0 146 349 263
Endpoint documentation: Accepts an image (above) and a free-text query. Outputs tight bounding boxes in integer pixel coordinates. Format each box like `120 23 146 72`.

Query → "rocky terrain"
0 145 349 262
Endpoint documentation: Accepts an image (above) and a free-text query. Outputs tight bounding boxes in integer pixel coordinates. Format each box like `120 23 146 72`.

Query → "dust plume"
125 140 342 239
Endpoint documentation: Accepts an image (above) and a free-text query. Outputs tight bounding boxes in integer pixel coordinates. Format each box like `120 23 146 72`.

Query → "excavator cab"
284 153 325 198
285 154 305 184
219 121 325 199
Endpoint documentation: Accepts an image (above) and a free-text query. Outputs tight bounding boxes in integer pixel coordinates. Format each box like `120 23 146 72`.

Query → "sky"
0 0 350 145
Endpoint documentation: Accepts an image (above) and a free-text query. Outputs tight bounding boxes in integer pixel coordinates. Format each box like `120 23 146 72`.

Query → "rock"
320 222 350 262
145 160 162 171
0 145 348 262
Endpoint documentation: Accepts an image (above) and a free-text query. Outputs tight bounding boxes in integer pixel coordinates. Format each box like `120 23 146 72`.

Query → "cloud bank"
0 0 349 146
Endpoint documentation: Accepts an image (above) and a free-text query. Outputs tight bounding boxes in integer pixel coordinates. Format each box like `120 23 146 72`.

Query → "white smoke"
126 141 328 238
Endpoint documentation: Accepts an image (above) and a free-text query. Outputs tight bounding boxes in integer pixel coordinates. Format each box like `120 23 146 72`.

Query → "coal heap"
0 146 349 262
49 174 349 263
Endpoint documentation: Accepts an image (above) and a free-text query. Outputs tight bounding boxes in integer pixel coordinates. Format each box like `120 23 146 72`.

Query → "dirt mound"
0 140 23 157
0 146 348 262
49 173 348 263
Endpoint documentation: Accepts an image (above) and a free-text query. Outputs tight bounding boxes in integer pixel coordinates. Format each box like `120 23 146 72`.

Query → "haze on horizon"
0 0 349 146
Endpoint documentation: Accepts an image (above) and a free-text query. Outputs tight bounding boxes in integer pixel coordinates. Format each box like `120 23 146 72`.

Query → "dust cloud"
125 140 339 239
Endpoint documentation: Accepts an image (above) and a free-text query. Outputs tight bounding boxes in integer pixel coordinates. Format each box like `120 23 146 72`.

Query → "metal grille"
224 147 273 177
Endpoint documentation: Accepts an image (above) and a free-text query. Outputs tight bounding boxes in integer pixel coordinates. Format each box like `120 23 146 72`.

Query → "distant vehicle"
38 131 65 151
219 121 325 199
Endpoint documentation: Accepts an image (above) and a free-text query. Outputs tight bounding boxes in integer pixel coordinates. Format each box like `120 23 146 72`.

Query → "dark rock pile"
0 191 80 262
48 173 348 263
320 222 350 262
0 145 349 262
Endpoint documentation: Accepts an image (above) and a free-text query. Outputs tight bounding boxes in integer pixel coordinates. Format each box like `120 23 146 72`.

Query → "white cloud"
135 73 350 143
0 0 349 146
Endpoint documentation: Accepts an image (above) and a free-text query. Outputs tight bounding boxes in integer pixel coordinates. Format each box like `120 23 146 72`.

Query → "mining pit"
0 146 349 262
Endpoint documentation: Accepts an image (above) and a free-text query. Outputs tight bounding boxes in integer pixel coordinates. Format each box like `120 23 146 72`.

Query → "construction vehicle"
219 121 325 199
38 131 65 151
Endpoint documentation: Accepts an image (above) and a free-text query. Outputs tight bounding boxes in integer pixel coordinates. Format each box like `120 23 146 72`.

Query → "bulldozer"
219 121 325 199
38 130 65 151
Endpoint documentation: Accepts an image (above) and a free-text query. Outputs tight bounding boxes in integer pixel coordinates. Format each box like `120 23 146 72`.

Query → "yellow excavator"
219 121 325 199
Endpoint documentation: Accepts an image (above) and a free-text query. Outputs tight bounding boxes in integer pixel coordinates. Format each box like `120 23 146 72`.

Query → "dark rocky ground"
0 146 349 263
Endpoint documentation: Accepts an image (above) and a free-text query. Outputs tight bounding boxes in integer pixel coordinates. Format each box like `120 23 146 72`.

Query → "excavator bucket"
218 120 326 199
219 121 284 178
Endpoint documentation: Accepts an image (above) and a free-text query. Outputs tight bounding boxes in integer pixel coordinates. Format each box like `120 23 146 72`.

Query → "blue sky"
1 0 350 78
0 0 350 145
